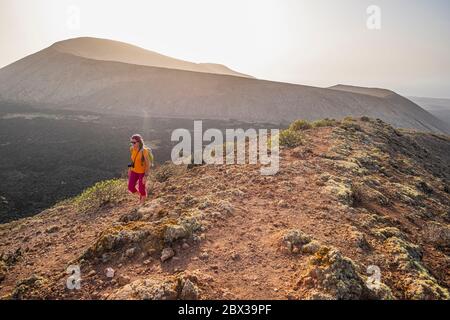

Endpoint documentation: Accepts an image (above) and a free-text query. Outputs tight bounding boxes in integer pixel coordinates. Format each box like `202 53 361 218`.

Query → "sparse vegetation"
108 273 200 300
384 236 449 299
153 162 186 182
282 229 312 253
372 227 405 240
289 119 312 131
340 117 362 131
343 116 355 122
73 179 127 214
81 221 159 261
11 274 48 300
81 210 203 263
324 179 354 206
312 118 339 128
297 246 392 299
279 129 304 148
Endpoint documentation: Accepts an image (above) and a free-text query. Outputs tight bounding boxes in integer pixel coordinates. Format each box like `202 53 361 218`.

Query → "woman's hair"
131 134 147 165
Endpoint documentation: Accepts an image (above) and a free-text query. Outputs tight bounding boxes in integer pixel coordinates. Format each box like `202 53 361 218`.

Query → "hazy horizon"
1 0 449 98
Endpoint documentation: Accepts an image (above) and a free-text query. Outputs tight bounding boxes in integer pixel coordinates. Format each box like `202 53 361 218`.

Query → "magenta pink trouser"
128 171 146 196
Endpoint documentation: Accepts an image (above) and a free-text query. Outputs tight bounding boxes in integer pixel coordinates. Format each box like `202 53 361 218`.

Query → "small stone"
105 267 115 278
88 270 96 277
231 253 241 261
211 211 223 219
278 200 288 208
45 225 59 234
160 247 175 262
199 252 209 260
182 243 190 249
286 241 293 252
125 248 136 258
287 292 296 300
180 279 199 300
117 275 130 286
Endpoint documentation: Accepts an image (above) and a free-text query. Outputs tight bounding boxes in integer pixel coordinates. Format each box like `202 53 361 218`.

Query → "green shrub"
312 118 338 128
343 116 355 122
154 163 187 182
340 116 362 131
74 179 127 213
289 119 312 131
279 129 304 148
155 165 173 182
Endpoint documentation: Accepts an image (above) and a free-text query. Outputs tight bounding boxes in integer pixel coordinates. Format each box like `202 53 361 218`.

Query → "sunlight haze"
1 0 449 98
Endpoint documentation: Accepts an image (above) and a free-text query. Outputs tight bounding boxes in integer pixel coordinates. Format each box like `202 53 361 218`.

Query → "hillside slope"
0 38 449 134
0 118 449 300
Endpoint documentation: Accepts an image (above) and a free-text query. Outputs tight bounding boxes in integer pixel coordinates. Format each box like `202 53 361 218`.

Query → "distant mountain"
409 96 450 126
408 96 450 111
0 37 449 134
52 37 252 78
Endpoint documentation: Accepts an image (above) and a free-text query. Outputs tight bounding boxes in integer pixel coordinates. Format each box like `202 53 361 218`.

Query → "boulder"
160 247 175 262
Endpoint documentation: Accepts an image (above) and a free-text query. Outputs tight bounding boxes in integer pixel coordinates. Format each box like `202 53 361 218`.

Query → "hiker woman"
128 134 153 205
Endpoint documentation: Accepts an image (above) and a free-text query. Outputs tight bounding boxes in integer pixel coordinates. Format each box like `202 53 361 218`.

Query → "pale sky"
1 0 449 98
